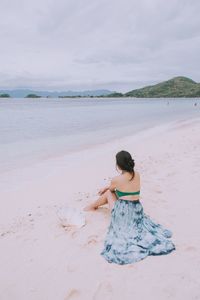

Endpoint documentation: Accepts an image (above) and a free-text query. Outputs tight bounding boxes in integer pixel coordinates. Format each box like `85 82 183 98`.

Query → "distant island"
124 76 200 98
0 93 10 98
0 76 200 98
25 94 41 98
101 76 200 98
0 89 114 98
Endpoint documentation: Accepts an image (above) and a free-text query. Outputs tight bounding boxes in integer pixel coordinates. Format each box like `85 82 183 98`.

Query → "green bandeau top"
115 188 140 198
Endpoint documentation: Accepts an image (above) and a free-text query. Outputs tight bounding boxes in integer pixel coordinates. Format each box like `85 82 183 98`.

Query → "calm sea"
0 97 199 173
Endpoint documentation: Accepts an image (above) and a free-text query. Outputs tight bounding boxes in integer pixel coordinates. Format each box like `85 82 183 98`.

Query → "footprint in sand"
86 235 99 246
185 246 197 252
71 231 79 238
155 189 162 194
64 288 80 300
88 235 98 243
76 198 83 202
93 281 113 300
67 263 77 272
0 229 15 238
0 216 34 239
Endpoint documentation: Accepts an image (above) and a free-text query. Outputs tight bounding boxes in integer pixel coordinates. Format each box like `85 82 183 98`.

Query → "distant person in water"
84 150 175 265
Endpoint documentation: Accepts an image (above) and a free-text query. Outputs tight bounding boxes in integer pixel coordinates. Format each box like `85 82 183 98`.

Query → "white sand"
0 117 200 300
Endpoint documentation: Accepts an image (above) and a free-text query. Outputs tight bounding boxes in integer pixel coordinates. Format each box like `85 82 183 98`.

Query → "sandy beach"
0 117 200 300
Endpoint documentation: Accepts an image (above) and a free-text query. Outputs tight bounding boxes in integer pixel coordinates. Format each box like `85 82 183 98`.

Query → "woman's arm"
98 185 109 195
108 178 117 192
98 178 117 195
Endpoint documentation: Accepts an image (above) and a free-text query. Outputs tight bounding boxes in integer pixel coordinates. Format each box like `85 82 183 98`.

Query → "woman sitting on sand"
84 150 175 265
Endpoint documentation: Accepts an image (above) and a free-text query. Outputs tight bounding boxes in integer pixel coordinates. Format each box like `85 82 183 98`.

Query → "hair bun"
128 158 134 167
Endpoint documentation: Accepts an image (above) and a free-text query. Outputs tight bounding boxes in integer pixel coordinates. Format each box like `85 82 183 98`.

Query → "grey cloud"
0 0 200 92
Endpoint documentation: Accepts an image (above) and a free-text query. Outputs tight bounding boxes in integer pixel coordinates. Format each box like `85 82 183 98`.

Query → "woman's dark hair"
116 150 135 181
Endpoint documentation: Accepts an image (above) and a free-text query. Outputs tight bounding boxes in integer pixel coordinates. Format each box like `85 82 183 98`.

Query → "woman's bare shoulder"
111 174 121 181
134 170 140 178
109 175 120 190
110 175 122 185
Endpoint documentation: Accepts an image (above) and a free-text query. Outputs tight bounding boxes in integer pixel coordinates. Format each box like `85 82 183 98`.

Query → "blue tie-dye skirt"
100 199 175 265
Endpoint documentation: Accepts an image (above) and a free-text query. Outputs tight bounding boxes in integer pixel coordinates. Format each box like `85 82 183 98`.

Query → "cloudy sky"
0 0 200 92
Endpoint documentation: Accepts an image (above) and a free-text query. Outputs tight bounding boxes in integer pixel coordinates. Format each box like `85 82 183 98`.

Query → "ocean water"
0 97 199 173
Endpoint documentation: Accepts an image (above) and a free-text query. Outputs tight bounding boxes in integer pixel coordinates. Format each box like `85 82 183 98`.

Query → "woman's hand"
98 186 109 195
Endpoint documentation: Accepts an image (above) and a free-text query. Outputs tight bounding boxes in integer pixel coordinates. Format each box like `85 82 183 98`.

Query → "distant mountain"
0 89 114 98
125 76 200 98
1 77 200 99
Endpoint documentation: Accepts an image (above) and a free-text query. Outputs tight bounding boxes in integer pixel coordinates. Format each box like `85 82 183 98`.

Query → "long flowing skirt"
100 199 175 265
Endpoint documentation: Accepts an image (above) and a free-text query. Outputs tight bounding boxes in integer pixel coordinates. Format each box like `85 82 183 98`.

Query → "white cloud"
0 0 200 91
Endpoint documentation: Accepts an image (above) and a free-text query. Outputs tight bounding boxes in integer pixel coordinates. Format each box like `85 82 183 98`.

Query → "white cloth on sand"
57 206 86 228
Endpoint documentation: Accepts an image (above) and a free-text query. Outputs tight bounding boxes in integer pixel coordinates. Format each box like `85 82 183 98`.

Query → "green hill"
125 76 200 98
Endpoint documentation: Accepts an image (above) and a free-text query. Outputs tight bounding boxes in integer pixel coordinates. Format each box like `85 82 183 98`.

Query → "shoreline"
0 98 199 175
0 115 198 178
0 116 200 299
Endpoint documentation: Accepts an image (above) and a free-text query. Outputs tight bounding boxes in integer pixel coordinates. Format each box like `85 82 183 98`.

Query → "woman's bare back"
114 171 140 201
